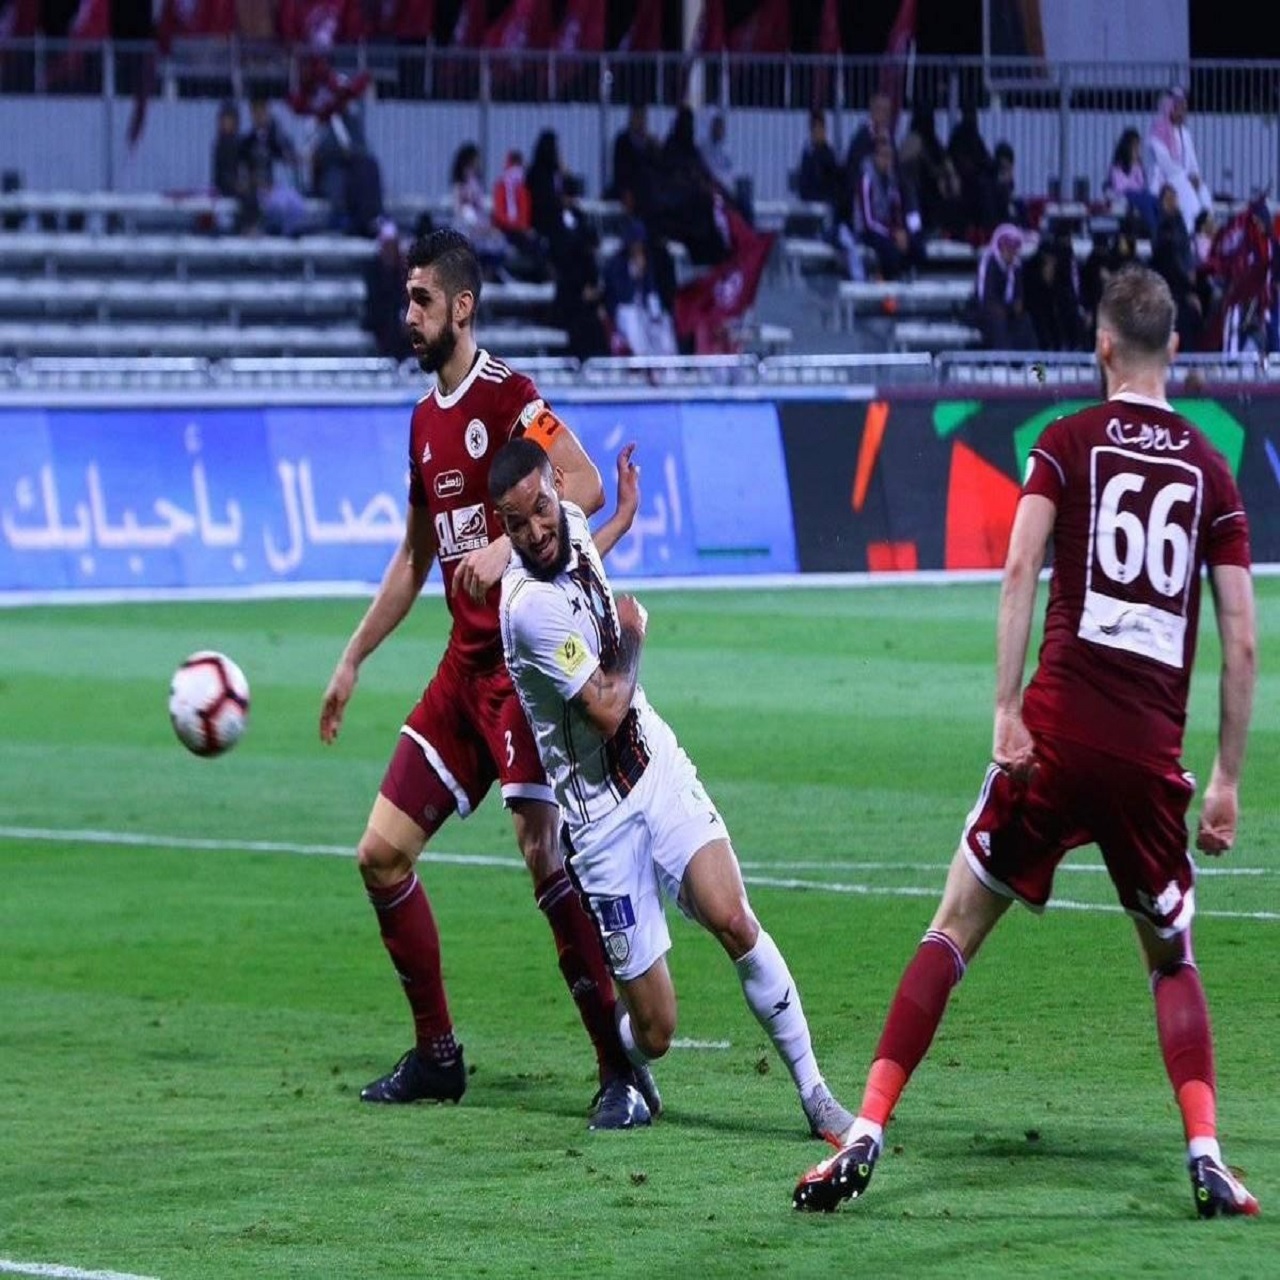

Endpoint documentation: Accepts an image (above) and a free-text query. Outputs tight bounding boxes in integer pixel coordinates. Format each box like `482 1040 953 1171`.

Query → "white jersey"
498 501 660 832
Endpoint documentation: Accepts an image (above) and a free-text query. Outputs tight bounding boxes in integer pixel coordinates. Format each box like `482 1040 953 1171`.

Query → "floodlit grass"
2 583 1277 1278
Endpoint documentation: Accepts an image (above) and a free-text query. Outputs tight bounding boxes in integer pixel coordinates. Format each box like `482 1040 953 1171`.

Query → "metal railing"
2 42 1279 211
3 352 1273 398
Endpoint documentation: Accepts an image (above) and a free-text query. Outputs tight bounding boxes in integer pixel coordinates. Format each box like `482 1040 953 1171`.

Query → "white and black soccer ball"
168 650 250 757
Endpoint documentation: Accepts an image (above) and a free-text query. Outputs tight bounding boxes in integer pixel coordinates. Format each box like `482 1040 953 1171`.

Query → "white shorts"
562 717 726 981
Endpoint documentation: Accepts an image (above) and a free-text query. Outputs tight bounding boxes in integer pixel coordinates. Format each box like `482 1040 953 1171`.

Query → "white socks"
615 1005 649 1068
734 929 822 1098
1188 1136 1222 1164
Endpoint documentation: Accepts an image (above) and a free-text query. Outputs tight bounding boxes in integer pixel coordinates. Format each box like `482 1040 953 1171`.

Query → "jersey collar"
432 349 489 409
1110 389 1174 412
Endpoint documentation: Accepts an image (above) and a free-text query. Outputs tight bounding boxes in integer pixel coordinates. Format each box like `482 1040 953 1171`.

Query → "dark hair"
407 228 483 315
530 129 560 177
451 141 481 186
1194 208 1213 233
1098 265 1175 359
489 438 552 503
1111 127 1141 172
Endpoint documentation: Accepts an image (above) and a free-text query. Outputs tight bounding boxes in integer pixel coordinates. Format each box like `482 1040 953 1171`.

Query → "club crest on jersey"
465 419 489 459
434 469 465 499
604 932 631 966
433 503 489 560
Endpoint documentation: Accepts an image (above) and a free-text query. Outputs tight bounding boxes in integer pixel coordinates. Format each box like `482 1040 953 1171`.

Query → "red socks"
367 873 454 1051
860 930 967 1126
1153 961 1217 1141
536 869 631 1082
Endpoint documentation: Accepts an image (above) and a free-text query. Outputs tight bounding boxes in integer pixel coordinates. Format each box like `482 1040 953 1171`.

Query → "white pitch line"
669 1038 731 1051
736 859 1273 878
1 826 1276 923
0 1260 160 1280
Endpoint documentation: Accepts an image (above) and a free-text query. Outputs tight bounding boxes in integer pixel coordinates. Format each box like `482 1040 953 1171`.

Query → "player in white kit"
489 437 854 1143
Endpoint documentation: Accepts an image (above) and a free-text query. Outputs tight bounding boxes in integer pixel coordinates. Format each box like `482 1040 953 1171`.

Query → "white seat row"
0 320 572 358
891 321 985 353
835 278 974 330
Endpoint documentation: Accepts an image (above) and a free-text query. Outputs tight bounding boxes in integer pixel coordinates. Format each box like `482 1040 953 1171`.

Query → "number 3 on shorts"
504 728 515 767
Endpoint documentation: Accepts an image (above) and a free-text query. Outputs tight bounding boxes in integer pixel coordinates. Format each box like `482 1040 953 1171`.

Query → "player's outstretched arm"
593 444 641 558
320 505 437 743
992 494 1054 777
1198 563 1257 854
571 595 648 737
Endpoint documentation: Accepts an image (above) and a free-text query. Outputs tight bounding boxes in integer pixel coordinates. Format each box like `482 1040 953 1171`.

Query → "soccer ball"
168 650 250 757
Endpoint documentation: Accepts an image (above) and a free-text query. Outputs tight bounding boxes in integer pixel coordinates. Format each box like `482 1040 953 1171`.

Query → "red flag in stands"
674 205 777 354
449 0 486 47
555 0 605 53
695 0 726 52
484 0 554 50
618 0 663 51
389 0 437 40
818 0 841 54
879 0 917 121
0 0 40 38
278 0 366 46
66 0 109 38
156 0 236 50
728 0 789 53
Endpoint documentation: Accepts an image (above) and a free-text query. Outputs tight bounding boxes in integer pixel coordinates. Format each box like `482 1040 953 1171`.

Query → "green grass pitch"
1 582 1277 1278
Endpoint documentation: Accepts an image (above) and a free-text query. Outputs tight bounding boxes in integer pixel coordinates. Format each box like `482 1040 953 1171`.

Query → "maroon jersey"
408 350 545 668
1020 393 1250 769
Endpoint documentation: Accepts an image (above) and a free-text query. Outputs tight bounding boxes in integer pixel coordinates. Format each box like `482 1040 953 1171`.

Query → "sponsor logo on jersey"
595 895 636 933
555 632 589 677
433 502 489 560
434 469 465 498
519 398 546 427
465 418 489 459
1105 417 1190 453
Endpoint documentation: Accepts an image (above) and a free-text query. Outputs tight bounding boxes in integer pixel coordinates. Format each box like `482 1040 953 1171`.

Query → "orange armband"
521 406 566 451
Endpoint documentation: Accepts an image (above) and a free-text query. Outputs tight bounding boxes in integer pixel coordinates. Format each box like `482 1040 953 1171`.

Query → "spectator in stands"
212 100 243 198
240 97 307 236
526 130 565 244
796 109 840 219
493 149 532 242
948 103 996 238
311 98 385 237
1080 223 1138 343
492 149 545 281
1023 228 1085 351
1105 127 1159 237
1147 87 1212 234
649 105 730 266
973 223 1036 350
548 174 610 361
211 100 251 231
845 91 894 193
450 142 508 277
611 103 660 213
363 220 412 362
1152 183 1205 350
1194 209 1218 269
701 112 735 194
856 136 925 281
991 142 1028 230
703 111 753 224
1207 194 1275 355
899 103 965 239
603 221 678 357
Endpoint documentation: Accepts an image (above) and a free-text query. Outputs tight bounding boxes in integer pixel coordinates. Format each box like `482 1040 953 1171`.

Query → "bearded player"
320 229 656 1129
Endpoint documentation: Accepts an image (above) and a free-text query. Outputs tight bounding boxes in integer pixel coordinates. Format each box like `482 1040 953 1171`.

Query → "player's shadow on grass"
472 1076 805 1140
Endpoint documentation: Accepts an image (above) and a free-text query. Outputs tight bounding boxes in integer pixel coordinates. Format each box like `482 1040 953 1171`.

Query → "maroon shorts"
379 650 553 836
961 734 1198 937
